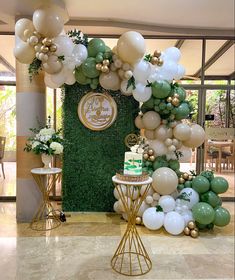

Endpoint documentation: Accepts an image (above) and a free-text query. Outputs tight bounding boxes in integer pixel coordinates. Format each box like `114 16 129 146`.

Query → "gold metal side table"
111 176 153 276
30 168 62 231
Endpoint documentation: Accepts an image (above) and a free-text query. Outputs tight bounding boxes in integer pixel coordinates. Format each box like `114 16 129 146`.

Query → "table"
111 176 153 276
207 141 234 173
30 168 62 231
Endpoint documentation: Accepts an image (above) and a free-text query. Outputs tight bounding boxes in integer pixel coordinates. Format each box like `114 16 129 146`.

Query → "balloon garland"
14 4 231 237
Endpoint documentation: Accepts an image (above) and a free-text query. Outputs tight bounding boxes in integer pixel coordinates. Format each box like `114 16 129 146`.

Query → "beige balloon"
43 55 62 74
99 72 120 91
183 124 205 148
117 31 146 65
144 129 155 140
173 123 192 141
33 7 64 37
14 41 35 64
15 18 35 41
152 167 178 195
155 125 173 141
134 115 144 129
142 111 161 130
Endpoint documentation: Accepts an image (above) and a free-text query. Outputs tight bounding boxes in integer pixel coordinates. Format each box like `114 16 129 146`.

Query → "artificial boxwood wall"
62 83 139 212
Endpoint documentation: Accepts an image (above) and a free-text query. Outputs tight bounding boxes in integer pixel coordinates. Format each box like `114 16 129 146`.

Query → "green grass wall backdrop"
62 83 139 211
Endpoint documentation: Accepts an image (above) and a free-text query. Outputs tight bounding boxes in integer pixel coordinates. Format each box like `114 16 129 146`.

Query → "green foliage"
127 76 136 90
62 83 139 211
67 29 88 46
28 58 42 82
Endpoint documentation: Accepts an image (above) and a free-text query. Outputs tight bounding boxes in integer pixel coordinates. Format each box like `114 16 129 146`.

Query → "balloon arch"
14 4 231 237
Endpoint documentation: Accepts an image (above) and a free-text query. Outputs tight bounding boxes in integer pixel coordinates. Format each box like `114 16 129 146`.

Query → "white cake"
124 152 143 175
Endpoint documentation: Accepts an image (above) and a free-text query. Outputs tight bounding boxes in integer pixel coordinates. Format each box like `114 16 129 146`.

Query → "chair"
0 136 6 179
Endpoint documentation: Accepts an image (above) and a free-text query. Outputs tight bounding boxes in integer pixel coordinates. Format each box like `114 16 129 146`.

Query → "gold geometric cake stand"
111 175 153 276
30 168 62 231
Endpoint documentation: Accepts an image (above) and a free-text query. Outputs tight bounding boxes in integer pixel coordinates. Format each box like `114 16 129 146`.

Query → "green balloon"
152 81 171 98
143 97 155 109
192 202 215 225
168 159 180 171
173 86 186 102
210 177 229 194
196 222 207 230
192 175 210 194
200 191 222 208
82 57 100 78
153 157 168 170
75 67 89 85
213 206 231 227
159 102 166 110
200 170 214 182
88 38 106 57
154 98 161 105
174 102 190 120
154 105 160 112
184 181 192 188
95 53 103 63
206 223 214 230
177 184 185 191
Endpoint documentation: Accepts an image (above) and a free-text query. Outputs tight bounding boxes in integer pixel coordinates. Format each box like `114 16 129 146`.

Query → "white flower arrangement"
24 125 64 156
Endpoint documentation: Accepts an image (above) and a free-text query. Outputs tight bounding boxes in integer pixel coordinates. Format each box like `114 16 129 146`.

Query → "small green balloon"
168 159 180 171
196 222 207 230
166 103 173 110
152 81 171 99
174 102 190 120
95 54 103 63
210 177 229 194
192 175 210 194
154 98 161 105
162 109 170 114
200 191 222 208
90 83 97 89
184 181 192 188
154 105 160 112
75 67 89 85
206 223 214 230
87 38 106 57
177 184 185 191
200 170 214 182
192 202 215 225
173 86 186 102
153 157 168 170
213 206 231 227
82 57 100 78
159 102 166 110
143 97 155 109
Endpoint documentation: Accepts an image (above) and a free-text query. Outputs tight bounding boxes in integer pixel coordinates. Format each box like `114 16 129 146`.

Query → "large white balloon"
164 47 181 62
142 111 161 130
44 73 61 89
148 139 168 156
173 123 191 141
164 211 185 235
53 35 74 57
133 60 151 83
113 201 122 214
99 72 120 91
152 167 178 195
155 125 173 141
159 195 176 213
72 44 88 63
33 7 64 37
178 145 192 163
143 207 165 230
14 41 35 64
133 83 151 103
175 64 186 80
159 60 178 81
183 124 205 148
15 18 35 41
179 188 199 209
114 185 126 200
43 55 63 74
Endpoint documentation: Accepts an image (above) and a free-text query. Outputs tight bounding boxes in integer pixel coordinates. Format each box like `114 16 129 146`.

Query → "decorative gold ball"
188 175 193 181
44 38 52 47
190 229 199 238
184 226 191 236
149 155 155 162
102 59 110 66
49 44 57 52
154 50 162 58
157 58 164 66
173 93 180 99
150 56 158 65
183 173 189 180
171 97 180 107
148 149 154 156
143 153 149 160
166 97 172 103
41 46 49 53
179 177 185 184
188 221 196 230
33 31 41 38
96 63 102 71
101 65 109 73
136 217 142 225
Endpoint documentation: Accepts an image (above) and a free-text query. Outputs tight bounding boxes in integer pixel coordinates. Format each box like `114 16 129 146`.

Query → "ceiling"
0 0 234 80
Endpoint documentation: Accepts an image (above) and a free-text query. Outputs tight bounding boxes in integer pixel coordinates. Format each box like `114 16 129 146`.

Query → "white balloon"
133 60 151 83
178 145 192 163
164 211 185 235
148 139 168 156
53 35 74 57
126 186 139 200
155 125 173 141
44 73 60 89
175 64 185 80
113 201 122 214
51 68 66 86
65 70 76 85
181 210 194 226
179 188 199 209
137 200 149 217
153 192 160 201
173 123 192 141
159 60 178 81
140 185 154 197
114 185 126 200
183 124 205 148
152 167 178 195
159 195 176 212
120 80 133 96
15 18 35 41
145 195 154 205
143 207 165 230
142 111 161 130
14 41 35 64
144 129 155 140
164 47 181 62
72 44 88 63
118 196 132 212
133 83 152 103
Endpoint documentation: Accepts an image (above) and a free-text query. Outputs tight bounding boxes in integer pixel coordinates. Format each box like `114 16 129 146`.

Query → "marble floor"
0 202 234 280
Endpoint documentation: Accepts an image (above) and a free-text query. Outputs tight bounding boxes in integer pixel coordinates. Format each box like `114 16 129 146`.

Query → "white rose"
50 142 63 154
39 128 55 136
32 141 40 149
